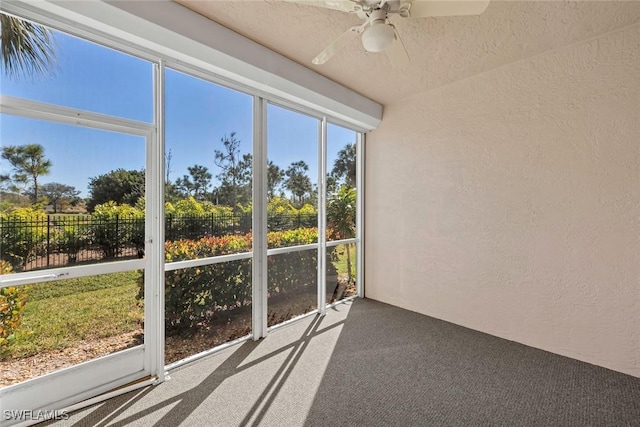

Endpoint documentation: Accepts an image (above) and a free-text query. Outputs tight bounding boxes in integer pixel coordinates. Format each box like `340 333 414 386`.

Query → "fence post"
47 215 51 267
115 214 119 258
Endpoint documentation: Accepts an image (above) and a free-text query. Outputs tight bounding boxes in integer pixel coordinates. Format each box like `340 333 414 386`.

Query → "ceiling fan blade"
408 0 490 18
281 0 359 13
312 26 360 65
386 25 410 69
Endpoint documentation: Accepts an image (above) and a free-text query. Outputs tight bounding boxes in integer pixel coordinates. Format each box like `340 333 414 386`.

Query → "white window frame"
0 2 368 422
0 94 163 422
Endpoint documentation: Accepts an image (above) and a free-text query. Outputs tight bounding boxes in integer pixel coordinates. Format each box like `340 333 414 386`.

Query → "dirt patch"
0 329 143 387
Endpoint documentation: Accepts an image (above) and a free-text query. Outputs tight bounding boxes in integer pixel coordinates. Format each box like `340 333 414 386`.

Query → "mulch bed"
0 329 143 387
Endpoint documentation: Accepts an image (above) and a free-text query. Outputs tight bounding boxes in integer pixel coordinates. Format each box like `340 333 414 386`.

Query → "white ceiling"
175 1 640 105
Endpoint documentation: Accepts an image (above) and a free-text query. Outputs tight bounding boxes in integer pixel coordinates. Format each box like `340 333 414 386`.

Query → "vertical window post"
318 118 328 314
252 97 268 339
356 132 364 298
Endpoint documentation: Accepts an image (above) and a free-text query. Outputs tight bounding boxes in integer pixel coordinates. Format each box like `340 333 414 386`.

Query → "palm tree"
0 13 57 79
1 144 52 204
331 143 356 189
327 185 356 282
284 161 312 207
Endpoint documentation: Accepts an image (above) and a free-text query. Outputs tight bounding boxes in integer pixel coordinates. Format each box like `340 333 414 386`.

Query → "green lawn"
9 271 143 359
331 243 357 278
27 271 142 301
7 244 354 360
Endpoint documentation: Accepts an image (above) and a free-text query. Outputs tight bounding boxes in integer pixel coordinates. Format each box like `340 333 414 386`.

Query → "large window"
326 124 359 304
0 117 147 383
0 8 364 421
266 104 320 326
0 13 157 416
163 68 254 364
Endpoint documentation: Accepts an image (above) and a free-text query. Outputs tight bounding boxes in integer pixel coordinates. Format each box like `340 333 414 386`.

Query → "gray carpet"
43 299 640 427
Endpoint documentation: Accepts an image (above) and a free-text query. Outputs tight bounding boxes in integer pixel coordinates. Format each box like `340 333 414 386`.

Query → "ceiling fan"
286 0 490 68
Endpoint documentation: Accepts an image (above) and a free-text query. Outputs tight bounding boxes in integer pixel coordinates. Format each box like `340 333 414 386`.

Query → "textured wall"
177 1 640 105
365 23 640 377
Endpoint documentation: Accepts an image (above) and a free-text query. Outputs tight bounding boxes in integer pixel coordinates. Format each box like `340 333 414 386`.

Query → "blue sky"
1 30 356 198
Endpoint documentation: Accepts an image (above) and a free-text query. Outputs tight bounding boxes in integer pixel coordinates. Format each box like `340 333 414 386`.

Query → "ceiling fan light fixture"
361 21 395 53
307 0 491 66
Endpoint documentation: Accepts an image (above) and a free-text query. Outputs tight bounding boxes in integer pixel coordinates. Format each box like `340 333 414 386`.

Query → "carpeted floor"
43 298 640 427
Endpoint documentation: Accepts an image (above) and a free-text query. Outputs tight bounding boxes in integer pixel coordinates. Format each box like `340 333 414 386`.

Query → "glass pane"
0 13 153 122
164 68 253 255
326 243 357 304
0 271 144 387
268 248 317 327
163 262 252 364
326 124 357 242
266 104 319 247
0 115 145 272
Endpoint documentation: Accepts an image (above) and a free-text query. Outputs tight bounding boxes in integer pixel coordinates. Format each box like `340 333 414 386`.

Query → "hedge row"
143 227 336 333
0 203 318 271
0 207 145 269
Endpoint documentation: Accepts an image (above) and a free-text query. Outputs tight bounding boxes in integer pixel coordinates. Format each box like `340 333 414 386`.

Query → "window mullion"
318 118 328 314
252 96 268 339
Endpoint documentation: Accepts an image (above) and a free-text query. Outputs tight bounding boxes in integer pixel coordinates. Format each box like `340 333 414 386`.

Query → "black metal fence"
0 212 317 272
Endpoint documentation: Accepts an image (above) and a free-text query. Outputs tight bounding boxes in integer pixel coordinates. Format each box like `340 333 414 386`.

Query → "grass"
331 243 357 278
6 244 354 361
27 270 142 301
8 271 143 359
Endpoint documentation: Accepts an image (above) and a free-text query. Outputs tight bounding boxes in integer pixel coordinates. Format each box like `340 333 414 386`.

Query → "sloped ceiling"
175 1 640 105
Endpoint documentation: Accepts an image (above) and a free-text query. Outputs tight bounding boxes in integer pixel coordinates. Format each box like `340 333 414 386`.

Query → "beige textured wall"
365 23 640 377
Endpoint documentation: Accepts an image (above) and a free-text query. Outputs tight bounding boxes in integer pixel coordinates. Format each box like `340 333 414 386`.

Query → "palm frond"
0 14 57 79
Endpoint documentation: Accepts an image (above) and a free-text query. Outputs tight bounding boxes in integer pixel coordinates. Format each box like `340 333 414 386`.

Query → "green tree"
87 169 145 212
175 164 212 201
164 182 180 204
39 182 80 213
1 144 52 204
327 185 356 282
0 14 57 79
214 133 251 207
0 173 19 193
267 161 285 200
284 161 312 207
330 143 356 189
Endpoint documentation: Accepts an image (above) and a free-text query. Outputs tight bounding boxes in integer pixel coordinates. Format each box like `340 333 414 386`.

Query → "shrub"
91 202 144 257
173 197 205 215
54 222 91 263
0 281 28 357
160 233 252 333
142 227 334 335
0 260 13 275
295 204 317 228
267 197 317 231
0 208 47 270
165 198 246 241
267 228 325 295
